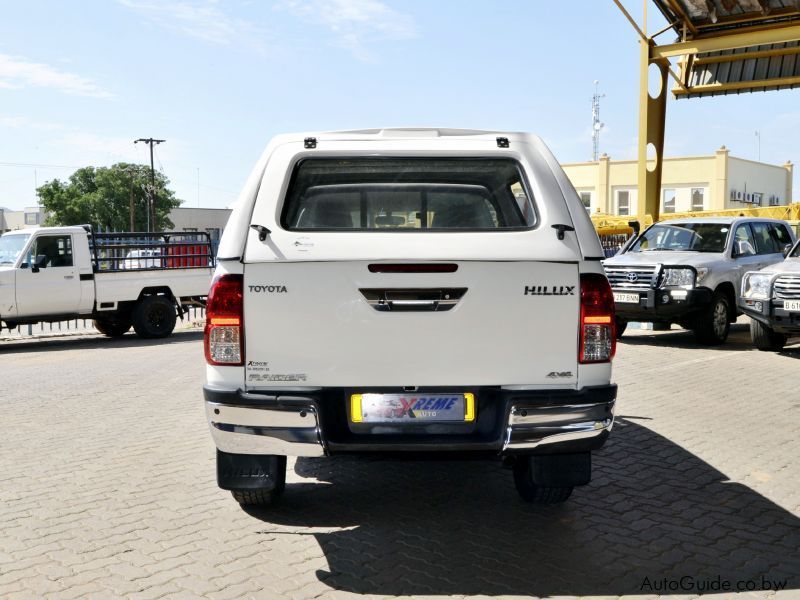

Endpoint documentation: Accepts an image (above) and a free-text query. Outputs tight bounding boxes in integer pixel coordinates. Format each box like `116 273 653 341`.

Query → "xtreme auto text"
640 574 788 593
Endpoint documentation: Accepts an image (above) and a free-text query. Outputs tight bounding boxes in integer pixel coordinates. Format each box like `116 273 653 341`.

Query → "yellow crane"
593 204 800 237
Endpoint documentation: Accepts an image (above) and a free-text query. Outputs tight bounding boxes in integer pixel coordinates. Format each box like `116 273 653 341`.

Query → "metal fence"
3 306 207 339
599 233 631 257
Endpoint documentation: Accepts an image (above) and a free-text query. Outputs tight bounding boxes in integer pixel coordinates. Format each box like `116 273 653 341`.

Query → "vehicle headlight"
742 273 771 299
662 267 695 289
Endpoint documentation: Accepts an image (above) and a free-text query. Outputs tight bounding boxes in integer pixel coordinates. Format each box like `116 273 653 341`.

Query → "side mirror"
733 240 755 258
783 243 793 258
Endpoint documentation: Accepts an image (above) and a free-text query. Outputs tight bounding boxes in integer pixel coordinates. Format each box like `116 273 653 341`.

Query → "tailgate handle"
387 299 438 309
360 288 467 312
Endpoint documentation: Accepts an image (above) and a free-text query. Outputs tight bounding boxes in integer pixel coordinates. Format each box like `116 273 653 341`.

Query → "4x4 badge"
547 371 574 379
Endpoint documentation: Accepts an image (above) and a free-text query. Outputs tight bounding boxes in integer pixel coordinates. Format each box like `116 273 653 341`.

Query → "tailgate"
243 261 579 388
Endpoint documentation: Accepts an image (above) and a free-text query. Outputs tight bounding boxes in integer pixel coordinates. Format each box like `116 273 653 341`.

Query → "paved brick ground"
1 322 798 599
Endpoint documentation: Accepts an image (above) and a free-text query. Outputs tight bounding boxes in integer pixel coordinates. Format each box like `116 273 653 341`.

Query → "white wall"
169 208 232 237
726 157 788 208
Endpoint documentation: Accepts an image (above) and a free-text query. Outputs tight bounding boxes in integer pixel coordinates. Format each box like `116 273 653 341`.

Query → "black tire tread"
513 461 574 505
692 291 730 345
520 485 574 504
93 319 131 337
132 295 176 339
750 319 787 351
231 489 277 506
615 317 627 339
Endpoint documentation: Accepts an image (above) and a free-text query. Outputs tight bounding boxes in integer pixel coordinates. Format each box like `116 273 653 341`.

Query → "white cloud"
0 115 65 131
279 0 417 61
118 0 267 54
47 133 140 166
0 54 112 98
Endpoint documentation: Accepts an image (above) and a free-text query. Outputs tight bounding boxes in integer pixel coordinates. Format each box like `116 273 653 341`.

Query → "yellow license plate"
351 393 475 423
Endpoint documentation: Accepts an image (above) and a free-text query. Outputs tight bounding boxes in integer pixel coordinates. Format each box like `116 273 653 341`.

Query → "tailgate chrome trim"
360 287 467 312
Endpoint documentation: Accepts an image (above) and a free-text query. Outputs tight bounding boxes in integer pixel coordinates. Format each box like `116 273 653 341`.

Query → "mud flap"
529 453 591 487
216 450 287 491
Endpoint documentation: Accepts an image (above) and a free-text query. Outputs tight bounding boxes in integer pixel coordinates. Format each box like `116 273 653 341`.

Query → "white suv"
203 128 617 506
604 217 795 344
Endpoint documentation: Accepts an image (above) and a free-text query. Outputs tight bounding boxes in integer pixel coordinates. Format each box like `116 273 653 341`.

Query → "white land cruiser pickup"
740 238 800 351
604 217 795 344
204 128 617 506
0 226 213 338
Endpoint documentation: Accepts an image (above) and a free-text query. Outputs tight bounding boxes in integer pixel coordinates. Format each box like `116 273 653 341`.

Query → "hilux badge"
524 286 575 296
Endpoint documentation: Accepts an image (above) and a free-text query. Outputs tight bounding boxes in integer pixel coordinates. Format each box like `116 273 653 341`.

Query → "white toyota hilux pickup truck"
204 128 617 506
0 225 213 338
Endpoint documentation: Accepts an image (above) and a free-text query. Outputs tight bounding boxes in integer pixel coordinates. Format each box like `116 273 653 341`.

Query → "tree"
37 163 182 231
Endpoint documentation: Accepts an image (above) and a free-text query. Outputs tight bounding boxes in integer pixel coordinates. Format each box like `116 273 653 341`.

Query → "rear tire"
615 317 627 338
692 292 730 345
231 489 282 507
93 318 131 337
750 319 787 351
512 460 574 505
132 295 177 339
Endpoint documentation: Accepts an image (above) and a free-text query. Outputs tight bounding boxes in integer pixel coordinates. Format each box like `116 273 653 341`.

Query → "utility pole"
134 138 165 232
128 170 136 232
592 81 605 162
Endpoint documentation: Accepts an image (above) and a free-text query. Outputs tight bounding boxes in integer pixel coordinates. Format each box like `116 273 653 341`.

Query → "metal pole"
755 131 761 161
148 143 156 230
129 173 135 231
134 138 165 232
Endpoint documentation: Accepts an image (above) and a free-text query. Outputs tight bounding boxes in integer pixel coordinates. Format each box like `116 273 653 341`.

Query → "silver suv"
740 238 800 351
603 217 795 344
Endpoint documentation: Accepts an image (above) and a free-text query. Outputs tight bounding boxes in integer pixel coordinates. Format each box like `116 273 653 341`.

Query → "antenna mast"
592 81 605 161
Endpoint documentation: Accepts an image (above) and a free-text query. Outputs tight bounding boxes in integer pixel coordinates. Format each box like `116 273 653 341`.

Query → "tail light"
579 273 616 364
204 274 244 366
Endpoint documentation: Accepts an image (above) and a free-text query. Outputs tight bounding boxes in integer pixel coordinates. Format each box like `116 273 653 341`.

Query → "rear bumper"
613 287 712 322
740 298 800 334
204 384 616 457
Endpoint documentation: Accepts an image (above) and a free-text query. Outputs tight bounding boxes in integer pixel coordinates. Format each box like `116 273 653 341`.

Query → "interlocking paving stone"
0 323 798 598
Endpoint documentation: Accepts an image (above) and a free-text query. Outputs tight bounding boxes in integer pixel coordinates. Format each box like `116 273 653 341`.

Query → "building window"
662 189 676 214
579 192 592 213
24 212 38 225
617 190 630 216
691 188 704 211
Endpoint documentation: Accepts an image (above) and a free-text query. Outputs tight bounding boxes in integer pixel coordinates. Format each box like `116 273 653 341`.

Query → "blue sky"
1 0 799 211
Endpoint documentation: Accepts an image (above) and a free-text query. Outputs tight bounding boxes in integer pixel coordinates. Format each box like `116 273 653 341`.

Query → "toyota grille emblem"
626 272 639 283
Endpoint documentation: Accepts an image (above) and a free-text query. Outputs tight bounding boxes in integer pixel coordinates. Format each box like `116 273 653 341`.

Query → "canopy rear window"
281 158 535 231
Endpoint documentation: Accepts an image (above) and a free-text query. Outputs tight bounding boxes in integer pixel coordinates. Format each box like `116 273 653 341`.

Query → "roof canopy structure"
613 0 800 221
653 1 800 97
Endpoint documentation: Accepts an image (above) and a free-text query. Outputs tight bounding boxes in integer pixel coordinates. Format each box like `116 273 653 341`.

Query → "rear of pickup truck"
204 130 616 506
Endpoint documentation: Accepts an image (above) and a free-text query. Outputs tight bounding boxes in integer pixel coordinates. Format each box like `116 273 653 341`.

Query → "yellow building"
562 147 793 217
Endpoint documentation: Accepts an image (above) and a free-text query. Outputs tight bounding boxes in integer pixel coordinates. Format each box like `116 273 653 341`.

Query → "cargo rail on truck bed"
88 230 215 273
